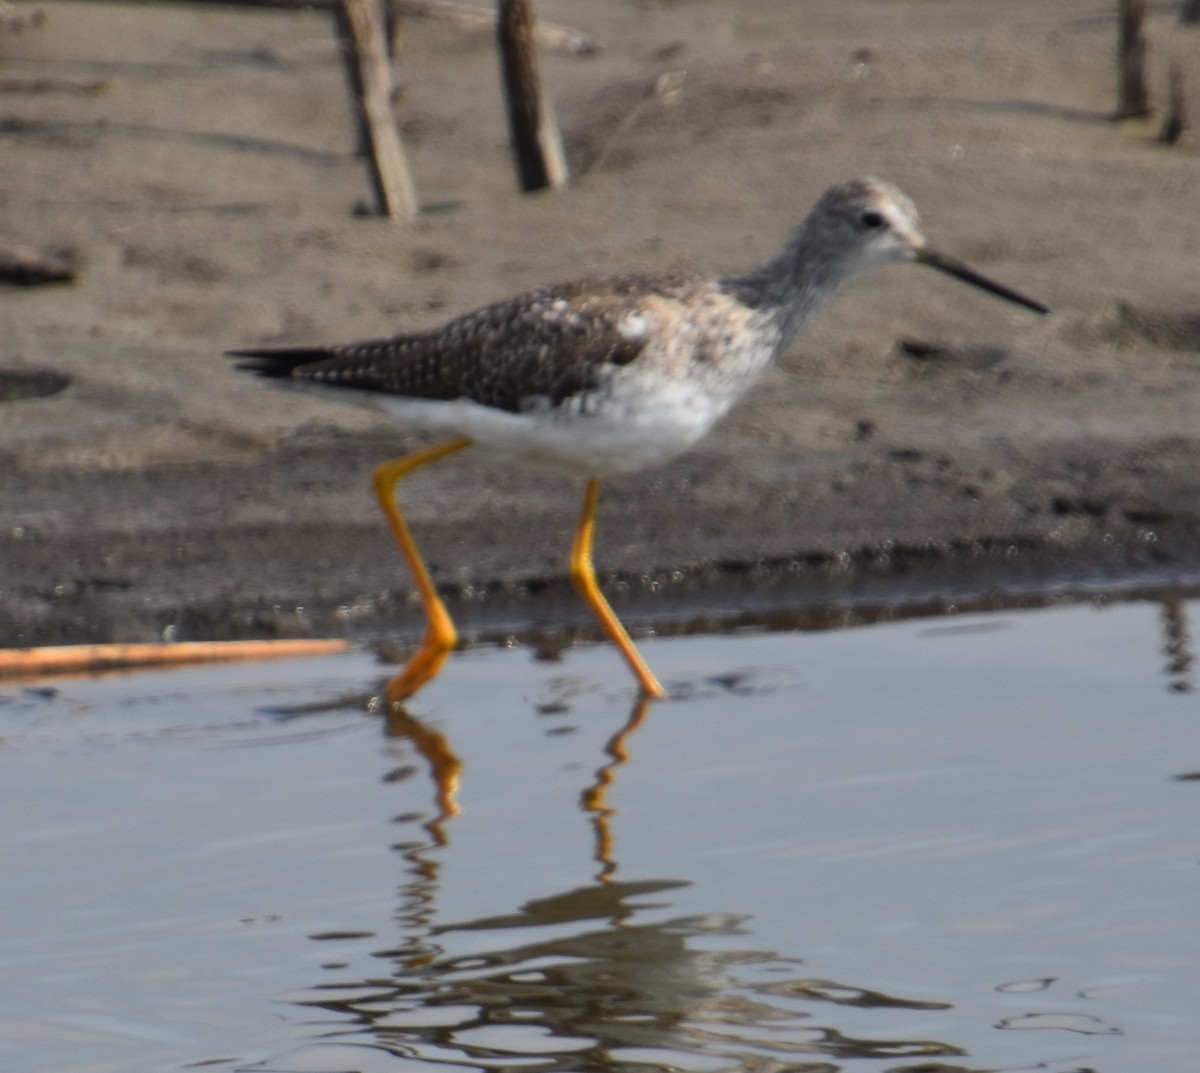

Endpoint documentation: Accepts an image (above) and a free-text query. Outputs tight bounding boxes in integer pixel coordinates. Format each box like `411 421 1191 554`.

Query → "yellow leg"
569 479 668 699
374 436 473 701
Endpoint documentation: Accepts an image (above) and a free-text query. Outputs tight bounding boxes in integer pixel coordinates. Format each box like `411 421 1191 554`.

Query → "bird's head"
810 178 1048 314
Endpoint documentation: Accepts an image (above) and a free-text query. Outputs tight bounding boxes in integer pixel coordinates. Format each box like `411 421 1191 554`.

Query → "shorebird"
231 178 1047 702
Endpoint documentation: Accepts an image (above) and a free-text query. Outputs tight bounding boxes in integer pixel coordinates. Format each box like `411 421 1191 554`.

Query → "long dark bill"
916 247 1049 315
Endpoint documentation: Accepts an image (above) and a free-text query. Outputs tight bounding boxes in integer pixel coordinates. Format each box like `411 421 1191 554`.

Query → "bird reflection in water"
275 851 963 1072
253 682 965 1073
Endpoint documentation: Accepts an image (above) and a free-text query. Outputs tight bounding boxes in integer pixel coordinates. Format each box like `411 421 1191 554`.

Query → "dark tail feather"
226 346 334 379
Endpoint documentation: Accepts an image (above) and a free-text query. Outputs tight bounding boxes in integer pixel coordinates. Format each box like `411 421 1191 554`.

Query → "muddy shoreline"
3 1 1200 649
3 423 1199 649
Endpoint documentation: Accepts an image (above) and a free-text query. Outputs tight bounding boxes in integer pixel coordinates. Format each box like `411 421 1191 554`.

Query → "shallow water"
1 595 1197 1073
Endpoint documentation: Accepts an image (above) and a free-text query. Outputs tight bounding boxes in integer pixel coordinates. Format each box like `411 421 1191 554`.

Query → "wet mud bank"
3 1 1200 650
3 425 1198 649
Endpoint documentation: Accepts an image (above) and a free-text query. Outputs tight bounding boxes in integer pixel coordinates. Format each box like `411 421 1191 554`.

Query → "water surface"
1 595 1197 1072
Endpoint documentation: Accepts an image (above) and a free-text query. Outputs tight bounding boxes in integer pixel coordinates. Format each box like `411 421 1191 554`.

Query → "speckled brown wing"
230 274 703 414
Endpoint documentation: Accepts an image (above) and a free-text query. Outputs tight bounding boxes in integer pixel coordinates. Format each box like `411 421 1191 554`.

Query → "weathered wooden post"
335 0 419 219
1116 0 1151 118
497 0 568 192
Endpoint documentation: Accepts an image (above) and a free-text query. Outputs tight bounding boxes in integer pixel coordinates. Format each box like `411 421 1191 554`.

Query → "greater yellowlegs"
231 178 1047 701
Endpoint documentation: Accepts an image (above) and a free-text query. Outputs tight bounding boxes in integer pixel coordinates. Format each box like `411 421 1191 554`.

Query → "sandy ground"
2 0 1200 649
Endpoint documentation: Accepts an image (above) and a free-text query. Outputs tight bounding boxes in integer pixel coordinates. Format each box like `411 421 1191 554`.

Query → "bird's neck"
720 223 854 355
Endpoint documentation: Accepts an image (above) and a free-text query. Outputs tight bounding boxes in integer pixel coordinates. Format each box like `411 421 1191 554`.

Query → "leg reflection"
382 673 658 870
581 696 654 885
384 684 463 844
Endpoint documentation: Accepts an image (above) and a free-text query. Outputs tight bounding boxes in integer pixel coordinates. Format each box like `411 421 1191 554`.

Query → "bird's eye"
859 209 886 230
